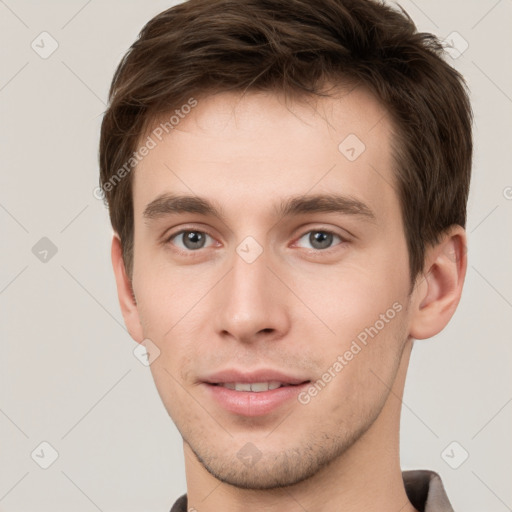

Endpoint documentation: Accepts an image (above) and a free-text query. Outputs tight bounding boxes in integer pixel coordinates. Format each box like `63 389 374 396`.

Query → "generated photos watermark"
93 97 198 200
298 301 403 405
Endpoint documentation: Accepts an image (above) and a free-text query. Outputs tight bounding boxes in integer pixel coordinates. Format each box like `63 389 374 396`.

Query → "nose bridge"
214 238 290 341
232 243 271 302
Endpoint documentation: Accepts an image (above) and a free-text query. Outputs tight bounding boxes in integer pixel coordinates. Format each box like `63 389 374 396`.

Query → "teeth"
220 381 284 392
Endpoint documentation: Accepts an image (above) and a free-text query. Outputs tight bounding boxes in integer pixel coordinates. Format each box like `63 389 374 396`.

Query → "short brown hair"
99 0 472 285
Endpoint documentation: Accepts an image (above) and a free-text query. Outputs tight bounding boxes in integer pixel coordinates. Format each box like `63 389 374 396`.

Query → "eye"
168 230 215 251
295 230 345 250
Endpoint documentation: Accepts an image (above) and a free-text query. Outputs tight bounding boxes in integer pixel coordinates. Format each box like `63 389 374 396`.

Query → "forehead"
133 88 399 227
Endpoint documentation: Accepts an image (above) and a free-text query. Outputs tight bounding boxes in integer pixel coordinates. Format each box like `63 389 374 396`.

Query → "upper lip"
202 369 310 385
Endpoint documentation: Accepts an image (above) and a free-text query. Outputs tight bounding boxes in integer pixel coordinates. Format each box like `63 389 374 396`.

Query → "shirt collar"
403 470 454 512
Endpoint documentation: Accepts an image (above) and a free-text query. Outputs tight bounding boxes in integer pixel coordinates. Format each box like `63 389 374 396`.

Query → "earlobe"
409 225 468 340
111 234 145 343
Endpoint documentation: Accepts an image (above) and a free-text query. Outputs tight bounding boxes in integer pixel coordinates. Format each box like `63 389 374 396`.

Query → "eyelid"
166 228 217 245
291 227 349 250
161 227 220 259
163 223 217 242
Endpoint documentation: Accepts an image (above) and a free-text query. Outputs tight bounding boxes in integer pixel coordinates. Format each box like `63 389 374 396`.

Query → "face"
128 88 418 488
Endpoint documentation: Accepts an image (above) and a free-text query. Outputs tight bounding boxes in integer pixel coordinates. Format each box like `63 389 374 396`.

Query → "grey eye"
296 230 341 250
172 231 212 251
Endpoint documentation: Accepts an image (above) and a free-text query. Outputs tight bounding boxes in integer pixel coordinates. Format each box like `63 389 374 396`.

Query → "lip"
201 368 309 386
203 381 311 417
200 368 311 417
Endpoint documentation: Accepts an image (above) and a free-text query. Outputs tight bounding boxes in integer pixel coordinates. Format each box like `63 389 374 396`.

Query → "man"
99 0 472 510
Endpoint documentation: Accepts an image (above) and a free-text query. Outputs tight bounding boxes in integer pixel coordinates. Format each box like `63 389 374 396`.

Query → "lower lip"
204 382 310 417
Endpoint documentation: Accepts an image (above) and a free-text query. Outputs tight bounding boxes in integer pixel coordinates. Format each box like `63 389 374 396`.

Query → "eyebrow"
143 193 376 224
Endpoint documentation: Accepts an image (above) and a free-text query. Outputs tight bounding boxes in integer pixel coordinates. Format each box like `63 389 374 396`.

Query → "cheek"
294 266 409 397
132 253 206 336
149 350 195 414
309 306 408 427
292 261 405 347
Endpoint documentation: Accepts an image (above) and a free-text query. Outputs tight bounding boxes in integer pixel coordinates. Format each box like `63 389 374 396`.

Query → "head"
100 0 471 490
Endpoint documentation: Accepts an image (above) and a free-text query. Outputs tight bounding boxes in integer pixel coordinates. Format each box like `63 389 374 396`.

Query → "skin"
112 87 467 512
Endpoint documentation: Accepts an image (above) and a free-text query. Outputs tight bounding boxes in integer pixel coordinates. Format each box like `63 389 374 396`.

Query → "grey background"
1 0 511 511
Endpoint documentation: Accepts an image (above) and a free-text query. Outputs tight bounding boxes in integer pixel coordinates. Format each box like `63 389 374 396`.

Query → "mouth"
209 381 309 392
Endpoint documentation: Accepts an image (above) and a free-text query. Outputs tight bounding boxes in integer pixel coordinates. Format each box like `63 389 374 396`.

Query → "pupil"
310 231 332 249
184 231 205 249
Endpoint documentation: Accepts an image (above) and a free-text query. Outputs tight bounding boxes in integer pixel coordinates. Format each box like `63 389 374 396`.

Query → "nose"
213 243 291 345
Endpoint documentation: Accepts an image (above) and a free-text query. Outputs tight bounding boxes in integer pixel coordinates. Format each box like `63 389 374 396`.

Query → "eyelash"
164 227 347 256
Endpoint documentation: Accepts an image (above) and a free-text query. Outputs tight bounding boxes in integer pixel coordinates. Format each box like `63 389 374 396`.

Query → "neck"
183 338 418 512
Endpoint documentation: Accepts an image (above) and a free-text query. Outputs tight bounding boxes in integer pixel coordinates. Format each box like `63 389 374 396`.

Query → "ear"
111 234 144 343
409 225 468 340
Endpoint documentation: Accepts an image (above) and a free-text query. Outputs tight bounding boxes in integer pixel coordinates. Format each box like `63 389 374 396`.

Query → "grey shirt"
169 469 454 512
